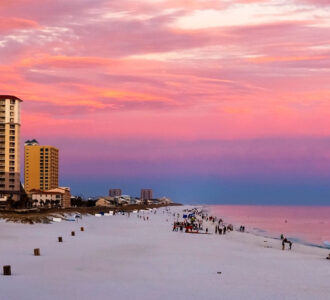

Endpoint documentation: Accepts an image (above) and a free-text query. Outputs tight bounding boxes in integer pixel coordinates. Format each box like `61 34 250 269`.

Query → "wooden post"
80 227 84 232
34 248 40 256
58 237 63 243
71 231 75 236
3 265 11 276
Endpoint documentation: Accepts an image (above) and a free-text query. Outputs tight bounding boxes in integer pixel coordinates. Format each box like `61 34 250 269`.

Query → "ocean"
208 205 330 248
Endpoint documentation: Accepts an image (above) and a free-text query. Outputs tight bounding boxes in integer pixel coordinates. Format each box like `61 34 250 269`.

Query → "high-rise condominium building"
109 189 122 197
0 95 22 202
140 189 153 201
24 140 59 192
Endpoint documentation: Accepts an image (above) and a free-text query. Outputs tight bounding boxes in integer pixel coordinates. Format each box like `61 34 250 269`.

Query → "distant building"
158 197 172 205
140 189 153 201
24 141 59 192
0 95 22 202
96 196 115 207
114 195 131 205
109 189 122 197
30 187 71 208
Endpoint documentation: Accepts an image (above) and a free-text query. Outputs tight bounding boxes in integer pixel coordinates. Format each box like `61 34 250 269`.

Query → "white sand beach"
0 206 329 300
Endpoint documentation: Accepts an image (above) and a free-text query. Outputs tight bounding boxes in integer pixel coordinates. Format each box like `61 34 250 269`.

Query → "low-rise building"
30 187 71 208
96 196 115 207
114 195 131 205
158 197 172 205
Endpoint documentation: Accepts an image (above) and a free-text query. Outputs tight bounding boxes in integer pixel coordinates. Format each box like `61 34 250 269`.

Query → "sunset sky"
1 0 330 203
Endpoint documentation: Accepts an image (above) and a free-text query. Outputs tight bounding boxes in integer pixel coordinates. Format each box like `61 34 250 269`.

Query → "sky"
1 0 330 204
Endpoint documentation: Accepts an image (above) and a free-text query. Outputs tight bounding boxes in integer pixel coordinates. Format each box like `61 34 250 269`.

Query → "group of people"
170 208 303 254
214 224 230 235
172 221 191 232
171 208 238 235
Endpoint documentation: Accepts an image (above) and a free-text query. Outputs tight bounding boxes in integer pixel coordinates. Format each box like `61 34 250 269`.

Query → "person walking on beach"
218 226 222 235
223 226 226 235
215 226 218 234
282 238 293 250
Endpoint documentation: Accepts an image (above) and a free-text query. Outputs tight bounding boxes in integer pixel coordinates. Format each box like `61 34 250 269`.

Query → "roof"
97 196 114 201
0 95 23 102
29 189 62 195
25 139 39 145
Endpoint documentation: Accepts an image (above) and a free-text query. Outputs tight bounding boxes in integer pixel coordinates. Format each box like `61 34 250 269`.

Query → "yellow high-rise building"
0 95 22 202
24 140 59 192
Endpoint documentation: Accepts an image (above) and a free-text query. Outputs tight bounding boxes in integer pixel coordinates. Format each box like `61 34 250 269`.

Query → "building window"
9 136 15 141
10 106 14 110
9 167 14 172
10 142 15 147
10 125 14 129
9 185 15 189
10 118 14 123
10 99 15 104
10 130 15 135
10 112 14 116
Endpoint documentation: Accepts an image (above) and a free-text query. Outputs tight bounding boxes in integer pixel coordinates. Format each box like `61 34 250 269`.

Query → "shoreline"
204 204 330 250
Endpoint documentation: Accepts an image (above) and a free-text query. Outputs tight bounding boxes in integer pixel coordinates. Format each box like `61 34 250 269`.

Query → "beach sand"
0 206 329 300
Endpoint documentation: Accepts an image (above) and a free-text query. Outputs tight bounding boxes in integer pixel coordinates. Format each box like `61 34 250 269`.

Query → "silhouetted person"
282 238 293 250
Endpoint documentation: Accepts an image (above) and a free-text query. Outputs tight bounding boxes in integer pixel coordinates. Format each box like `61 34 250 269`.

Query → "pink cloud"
0 17 39 33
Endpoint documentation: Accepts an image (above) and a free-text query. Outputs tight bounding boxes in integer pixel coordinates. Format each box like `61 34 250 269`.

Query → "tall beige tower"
24 140 59 192
0 95 22 202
